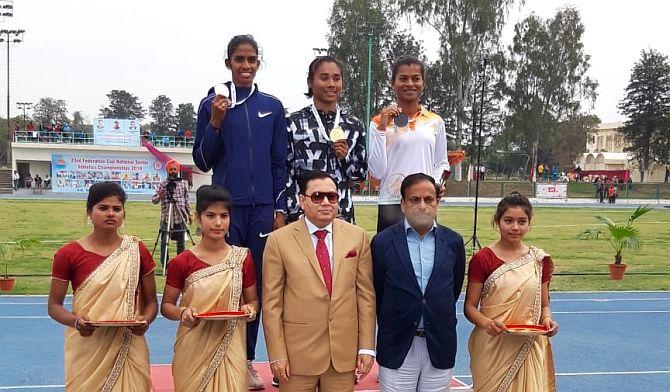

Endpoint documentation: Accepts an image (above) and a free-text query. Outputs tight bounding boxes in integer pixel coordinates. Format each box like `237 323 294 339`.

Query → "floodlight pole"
0 29 24 166
16 101 31 130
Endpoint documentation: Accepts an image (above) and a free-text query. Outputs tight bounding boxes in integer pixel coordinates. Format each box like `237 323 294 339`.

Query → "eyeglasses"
304 191 339 204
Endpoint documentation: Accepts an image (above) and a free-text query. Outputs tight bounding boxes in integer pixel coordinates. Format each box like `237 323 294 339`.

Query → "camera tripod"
151 188 195 275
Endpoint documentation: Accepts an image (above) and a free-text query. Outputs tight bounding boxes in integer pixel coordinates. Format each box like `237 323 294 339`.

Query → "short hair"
493 191 533 224
298 170 337 195
226 34 259 60
86 182 127 214
305 56 343 98
195 185 233 215
391 56 426 83
400 173 438 199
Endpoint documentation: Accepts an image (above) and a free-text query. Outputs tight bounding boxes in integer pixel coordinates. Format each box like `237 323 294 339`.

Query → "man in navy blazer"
371 173 466 391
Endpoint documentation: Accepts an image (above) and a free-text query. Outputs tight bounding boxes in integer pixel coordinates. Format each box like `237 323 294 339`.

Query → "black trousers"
376 204 404 233
160 222 186 267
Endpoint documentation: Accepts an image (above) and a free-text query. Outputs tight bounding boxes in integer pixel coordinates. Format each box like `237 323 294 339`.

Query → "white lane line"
3 311 670 320
551 298 670 302
453 370 670 379
556 370 670 376
452 221 670 232
0 303 72 305
0 385 64 390
552 310 670 314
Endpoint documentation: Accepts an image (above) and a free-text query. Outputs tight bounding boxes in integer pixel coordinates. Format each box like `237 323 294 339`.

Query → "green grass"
1 199 669 293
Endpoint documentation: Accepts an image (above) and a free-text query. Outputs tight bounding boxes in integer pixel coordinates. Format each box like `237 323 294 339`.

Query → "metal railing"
12 131 195 148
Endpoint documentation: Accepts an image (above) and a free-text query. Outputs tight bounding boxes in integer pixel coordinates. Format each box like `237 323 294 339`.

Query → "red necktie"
314 229 332 296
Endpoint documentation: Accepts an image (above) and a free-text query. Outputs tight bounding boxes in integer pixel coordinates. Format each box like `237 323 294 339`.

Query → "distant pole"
365 34 372 137
0 29 25 166
356 0 378 194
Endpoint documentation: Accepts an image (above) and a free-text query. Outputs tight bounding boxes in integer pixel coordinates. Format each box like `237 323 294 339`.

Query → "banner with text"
93 118 141 147
51 153 165 194
536 183 568 199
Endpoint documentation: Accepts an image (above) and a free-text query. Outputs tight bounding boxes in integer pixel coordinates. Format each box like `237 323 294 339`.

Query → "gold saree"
172 246 248 392
469 246 556 392
64 235 151 392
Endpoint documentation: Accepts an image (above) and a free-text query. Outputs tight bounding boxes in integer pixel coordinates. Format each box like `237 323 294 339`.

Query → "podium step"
151 363 472 391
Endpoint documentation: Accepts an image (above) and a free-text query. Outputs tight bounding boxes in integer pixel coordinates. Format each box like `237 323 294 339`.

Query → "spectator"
45 175 51 189
551 166 558 182
596 178 605 204
608 183 617 204
12 170 19 190
184 129 192 143
665 166 669 183
25 173 32 188
62 123 72 142
34 174 43 190
537 163 544 182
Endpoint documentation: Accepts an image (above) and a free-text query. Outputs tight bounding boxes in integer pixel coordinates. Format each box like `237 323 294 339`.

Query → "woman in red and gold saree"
464 192 558 392
48 182 158 391
162 185 258 392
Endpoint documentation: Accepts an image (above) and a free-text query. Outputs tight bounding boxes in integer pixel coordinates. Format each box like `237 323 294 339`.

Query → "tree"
548 114 600 168
397 0 522 147
71 111 87 132
618 49 670 182
327 0 396 123
175 103 196 131
32 97 69 126
504 7 597 177
100 90 145 119
149 95 175 135
0 115 23 165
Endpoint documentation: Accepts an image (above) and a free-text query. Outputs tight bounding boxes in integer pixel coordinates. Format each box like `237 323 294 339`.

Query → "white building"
578 122 667 182
10 133 211 192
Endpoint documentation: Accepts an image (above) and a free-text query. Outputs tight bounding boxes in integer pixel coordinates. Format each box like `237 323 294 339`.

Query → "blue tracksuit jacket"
193 82 287 211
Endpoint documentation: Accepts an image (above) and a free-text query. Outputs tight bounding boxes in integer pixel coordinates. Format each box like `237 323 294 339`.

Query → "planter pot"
0 277 16 291
608 264 627 280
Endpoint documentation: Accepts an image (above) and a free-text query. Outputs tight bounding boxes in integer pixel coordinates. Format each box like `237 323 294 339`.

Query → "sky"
3 0 670 125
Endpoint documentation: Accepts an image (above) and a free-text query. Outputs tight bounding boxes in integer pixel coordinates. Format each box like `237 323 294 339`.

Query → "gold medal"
330 127 345 142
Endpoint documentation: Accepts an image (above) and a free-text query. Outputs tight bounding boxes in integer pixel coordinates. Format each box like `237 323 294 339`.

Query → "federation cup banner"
51 153 166 194
536 183 568 199
93 118 141 147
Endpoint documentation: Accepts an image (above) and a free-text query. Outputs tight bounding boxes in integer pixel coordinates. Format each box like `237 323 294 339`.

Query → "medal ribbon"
310 98 341 141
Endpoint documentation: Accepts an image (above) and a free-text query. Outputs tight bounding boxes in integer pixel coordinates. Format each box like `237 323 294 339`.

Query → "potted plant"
0 239 38 291
577 205 651 279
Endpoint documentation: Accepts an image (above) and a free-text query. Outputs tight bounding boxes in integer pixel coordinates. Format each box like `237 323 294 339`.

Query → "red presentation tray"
85 320 147 327
195 311 247 321
504 324 548 336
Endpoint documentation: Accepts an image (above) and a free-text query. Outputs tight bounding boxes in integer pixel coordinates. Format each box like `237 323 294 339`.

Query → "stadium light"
312 47 328 57
0 1 12 20
16 102 31 130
